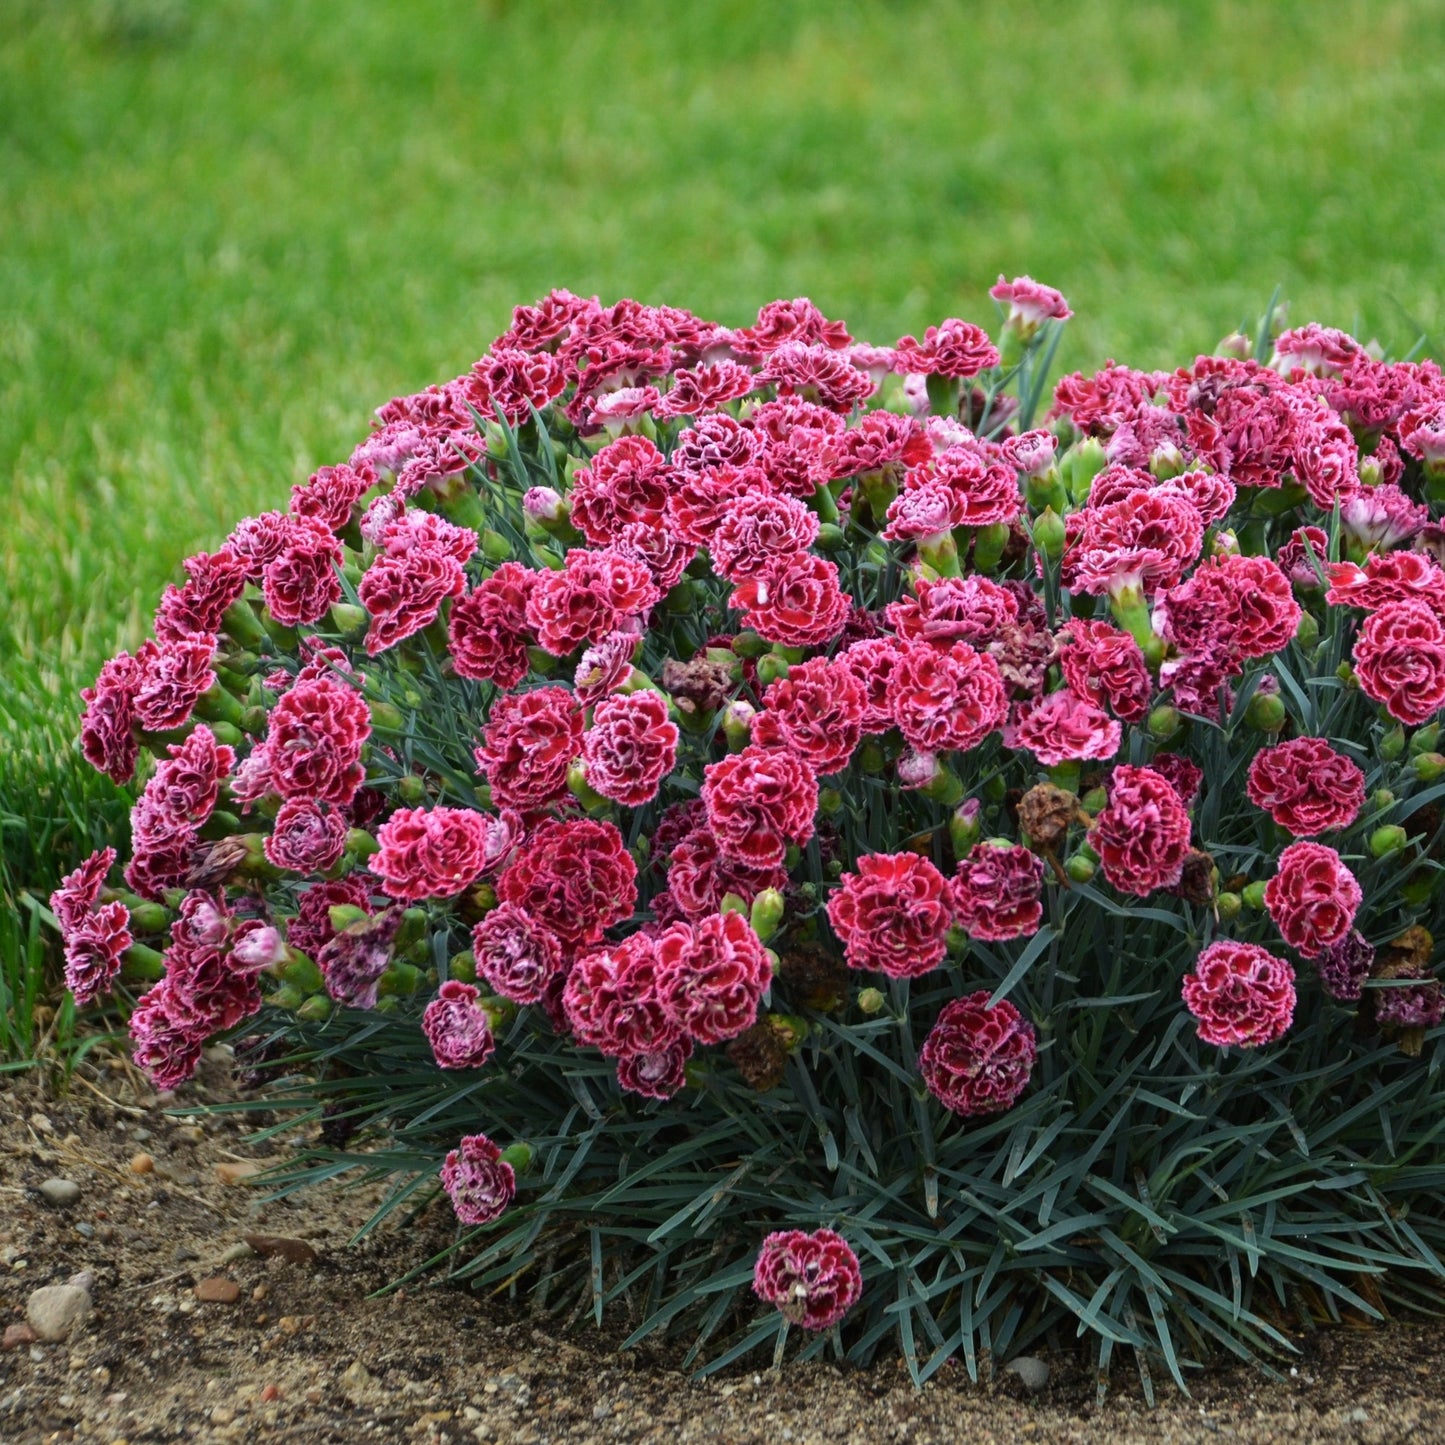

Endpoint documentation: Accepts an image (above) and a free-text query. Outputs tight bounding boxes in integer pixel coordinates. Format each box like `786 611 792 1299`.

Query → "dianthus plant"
56 282 1445 1396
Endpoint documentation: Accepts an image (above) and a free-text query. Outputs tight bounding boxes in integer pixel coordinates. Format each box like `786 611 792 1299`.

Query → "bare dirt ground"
3 1050 1444 1445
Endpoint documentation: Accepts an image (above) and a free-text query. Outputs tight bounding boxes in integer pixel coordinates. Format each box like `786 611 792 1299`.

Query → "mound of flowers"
55 281 1445 1393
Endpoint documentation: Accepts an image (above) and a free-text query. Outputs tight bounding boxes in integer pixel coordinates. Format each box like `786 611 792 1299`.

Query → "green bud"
377 962 424 998
449 950 477 984
1216 891 1243 921
983 774 1007 804
971 521 1011 574
1294 612 1320 650
480 529 513 562
328 904 370 933
1030 507 1067 562
1413 752 1445 783
730 630 770 659
269 983 305 1011
500 1142 535 1175
815 522 848 553
1148 706 1183 741
949 801 983 857
119 942 166 984
1372 788 1397 811
345 828 379 861
857 987 886 1016
397 774 427 805
1253 482 1308 516
1065 854 1096 884
1380 725 1407 761
1410 722 1442 756
818 787 844 816
279 955 325 994
756 654 790 688
296 995 333 1023
718 892 749 918
567 759 611 814
1079 787 1108 817
1401 875 1440 906
664 579 699 614
370 701 405 732
328 602 368 638
1242 881 1269 911
749 888 786 943
1245 692 1288 733
1062 437 1108 505
1336 661 1357 687
1024 472 1067 515
125 901 170 934
1370 825 1409 858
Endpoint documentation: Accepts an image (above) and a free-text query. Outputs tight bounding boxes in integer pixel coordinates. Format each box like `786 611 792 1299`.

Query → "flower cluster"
62 283 1445 1364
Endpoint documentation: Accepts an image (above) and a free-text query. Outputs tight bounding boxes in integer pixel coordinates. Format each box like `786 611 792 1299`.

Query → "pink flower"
761 341 877 412
51 848 132 1008
1158 554 1301 662
357 548 466 654
569 435 676 545
422 980 496 1069
709 491 820 582
990 275 1073 325
262 517 344 627
1326 551 1445 613
919 992 1037 1116
474 686 584 811
1339 484 1428 551
470 346 566 424
263 798 348 874
666 462 772 546
1005 689 1122 767
153 549 249 643
836 638 908 733
611 520 696 593
754 658 865 774
729 553 851 649
253 678 371 805
1057 620 1152 723
657 911 772 1045
449 563 537 688
291 461 374 531
753 1229 862 1331
285 877 372 961
1066 491 1204 597
933 447 1023 527
132 634 218 733
1400 400 1445 466
826 852 952 979
702 746 818 870
440 1133 516 1225
581 690 679 807
562 931 681 1059
129 983 206 1092
1149 752 1204 809
616 1039 692 1099
736 297 852 355
573 630 640 705
1093 765 1193 896
370 806 497 903
1182 941 1296 1047
1246 738 1365 836
665 829 788 922
949 843 1045 942
655 360 758 418
317 909 402 1010
895 319 1000 379
80 649 146 783
1277 526 1331 589
1352 599 1445 725
525 548 660 656
498 818 638 948
890 642 1009 754
887 575 1020 647
472 904 565 1007
1264 841 1362 959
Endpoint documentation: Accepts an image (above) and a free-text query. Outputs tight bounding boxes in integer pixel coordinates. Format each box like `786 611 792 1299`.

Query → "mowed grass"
3 0 1445 938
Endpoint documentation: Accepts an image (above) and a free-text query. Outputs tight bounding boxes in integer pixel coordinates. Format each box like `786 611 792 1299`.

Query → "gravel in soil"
3 1052 1443 1445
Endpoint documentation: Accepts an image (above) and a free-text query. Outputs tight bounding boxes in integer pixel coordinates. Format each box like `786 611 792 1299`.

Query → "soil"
3 1049 1444 1445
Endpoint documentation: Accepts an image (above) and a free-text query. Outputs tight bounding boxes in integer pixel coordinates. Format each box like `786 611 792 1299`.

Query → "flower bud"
1148 706 1183 741
1065 854 1096 884
328 904 371 933
1372 788 1396 811
856 987 886 1015
567 760 611 814
749 888 786 943
1245 692 1288 733
1030 507 1067 561
1242 880 1269 911
971 522 1010 574
449 950 477 984
1294 612 1320 650
815 522 848 553
481 529 513 562
899 751 965 806
1413 752 1445 783
296 995 333 1023
522 486 568 527
1369 825 1409 858
328 602 368 638
1216 891 1243 921
395 908 429 951
120 942 166 984
719 892 749 918
1409 722 1442 756
1062 437 1107 505
269 983 306 1011
500 1142 535 1175
1079 787 1108 816
345 828 380 861
397 774 427 805
279 954 325 995
730 630 769 659
1217 331 1252 360
949 798 983 857
125 901 170 934
756 654 791 688
1024 473 1067 514
818 787 844 816
721 700 755 752
370 701 405 732
1380 725 1407 761
377 962 424 998
858 740 888 774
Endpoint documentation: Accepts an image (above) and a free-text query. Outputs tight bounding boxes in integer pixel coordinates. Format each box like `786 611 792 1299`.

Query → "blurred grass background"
3 0 1445 1042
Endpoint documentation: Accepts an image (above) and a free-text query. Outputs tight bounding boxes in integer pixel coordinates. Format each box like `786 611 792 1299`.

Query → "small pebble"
1004 1355 1050 1392
38 1178 82 1208
26 1283 93 1342
75 1223 95 1240
259 1384 281 1402
132 1127 152 1143
3 1323 37 1351
216 1161 261 1185
195 1277 242 1304
129 1153 154 1175
29 1113 54 1135
252 1283 270 1302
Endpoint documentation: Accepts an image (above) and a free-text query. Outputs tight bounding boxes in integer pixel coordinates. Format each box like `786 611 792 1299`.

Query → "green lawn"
3 0 1445 961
